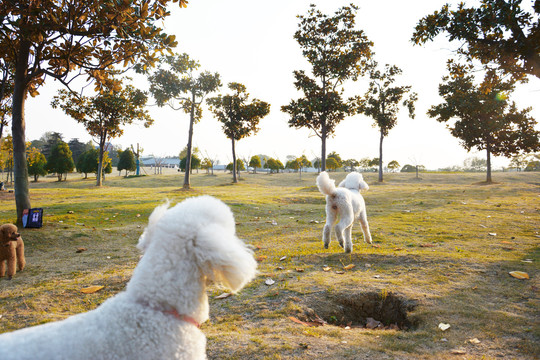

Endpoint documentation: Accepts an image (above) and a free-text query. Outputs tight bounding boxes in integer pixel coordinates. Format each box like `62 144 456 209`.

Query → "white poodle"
0 195 257 360
316 171 372 253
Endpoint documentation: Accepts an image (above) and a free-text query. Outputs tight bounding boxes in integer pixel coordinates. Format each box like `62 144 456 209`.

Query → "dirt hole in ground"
297 290 419 330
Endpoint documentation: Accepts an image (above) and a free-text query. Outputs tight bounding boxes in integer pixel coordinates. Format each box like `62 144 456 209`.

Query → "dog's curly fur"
316 171 372 253
0 196 257 360
0 224 25 280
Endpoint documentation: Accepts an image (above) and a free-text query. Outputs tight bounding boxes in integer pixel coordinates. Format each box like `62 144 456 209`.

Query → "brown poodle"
0 224 26 280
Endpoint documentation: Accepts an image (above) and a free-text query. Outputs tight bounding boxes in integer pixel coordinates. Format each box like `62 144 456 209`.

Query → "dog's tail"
316 171 336 196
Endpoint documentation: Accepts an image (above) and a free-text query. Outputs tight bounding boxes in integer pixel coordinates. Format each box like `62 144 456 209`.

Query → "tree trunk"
231 138 237 183
378 130 384 182
486 145 492 183
183 94 196 189
12 40 32 225
321 122 327 172
96 138 105 186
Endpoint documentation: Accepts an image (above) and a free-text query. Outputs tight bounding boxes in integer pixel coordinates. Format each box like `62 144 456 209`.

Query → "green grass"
1 170 539 359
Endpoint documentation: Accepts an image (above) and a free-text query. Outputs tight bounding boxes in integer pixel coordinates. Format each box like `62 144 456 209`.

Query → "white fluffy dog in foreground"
316 171 372 253
0 196 257 360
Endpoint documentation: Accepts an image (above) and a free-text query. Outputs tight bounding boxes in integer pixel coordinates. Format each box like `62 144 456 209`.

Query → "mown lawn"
0 170 538 359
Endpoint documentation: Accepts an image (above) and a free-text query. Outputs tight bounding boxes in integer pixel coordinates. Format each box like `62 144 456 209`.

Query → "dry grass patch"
1 171 539 359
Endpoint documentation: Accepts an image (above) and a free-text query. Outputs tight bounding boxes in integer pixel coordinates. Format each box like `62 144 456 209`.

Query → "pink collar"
164 308 201 328
137 300 201 328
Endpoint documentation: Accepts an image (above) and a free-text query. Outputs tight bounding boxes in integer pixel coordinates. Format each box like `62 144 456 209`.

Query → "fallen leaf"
215 292 232 299
310 220 319 224
323 266 331 272
372 244 381 248
136 214 141 217
509 271 529 280
488 233 497 236
265 278 275 286
67 210 74 214
373 275 381 279
501 241 513 244
76 247 87 253
81 285 104 294
393 247 404 251
276 266 284 270
450 349 466 355
438 323 451 331
469 338 481 344
295 268 304 272
343 264 355 270
479 224 487 228
420 243 435 248
256 255 267 262
335 271 345 274
288 316 321 327
279 256 287 261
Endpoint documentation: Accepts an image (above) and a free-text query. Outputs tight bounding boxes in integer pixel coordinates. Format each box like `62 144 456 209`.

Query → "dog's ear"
358 177 369 193
194 224 257 293
137 201 170 252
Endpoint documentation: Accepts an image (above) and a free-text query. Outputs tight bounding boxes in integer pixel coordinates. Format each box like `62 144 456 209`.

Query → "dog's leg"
0 260 5 277
335 204 354 252
6 252 16 279
359 211 372 244
16 241 25 271
323 203 337 249
343 224 353 253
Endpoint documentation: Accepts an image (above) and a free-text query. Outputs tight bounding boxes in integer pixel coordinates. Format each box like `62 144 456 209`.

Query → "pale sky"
23 0 540 169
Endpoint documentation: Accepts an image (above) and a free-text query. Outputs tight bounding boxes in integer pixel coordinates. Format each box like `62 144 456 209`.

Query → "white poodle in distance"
0 196 257 360
317 171 372 253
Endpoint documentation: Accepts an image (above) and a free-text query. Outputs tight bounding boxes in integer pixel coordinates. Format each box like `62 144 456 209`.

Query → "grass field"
0 170 538 359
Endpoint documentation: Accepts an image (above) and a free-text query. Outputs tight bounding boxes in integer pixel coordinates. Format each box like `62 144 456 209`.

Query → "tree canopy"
355 62 417 182
208 82 270 183
412 0 540 81
52 80 153 186
2 0 185 223
145 53 221 188
282 4 373 171
46 141 74 181
428 61 540 182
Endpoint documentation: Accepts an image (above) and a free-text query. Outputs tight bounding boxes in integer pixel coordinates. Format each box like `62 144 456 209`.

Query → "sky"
23 0 540 170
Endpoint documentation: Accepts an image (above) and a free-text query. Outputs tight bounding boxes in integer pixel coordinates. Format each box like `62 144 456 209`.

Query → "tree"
0 58 13 143
508 153 529 171
412 0 540 81
343 159 359 172
428 61 540 183
46 141 74 181
265 158 284 173
282 4 373 171
286 159 300 172
68 138 92 166
145 53 221 189
27 147 47 182
464 157 488 172
326 157 340 171
117 148 137 177
180 154 201 173
226 159 245 173
52 80 153 186
387 160 400 172
525 160 540 171
76 149 97 179
1 135 13 183
208 82 270 183
355 62 417 182
327 152 343 169
2 0 184 224
249 155 262 174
